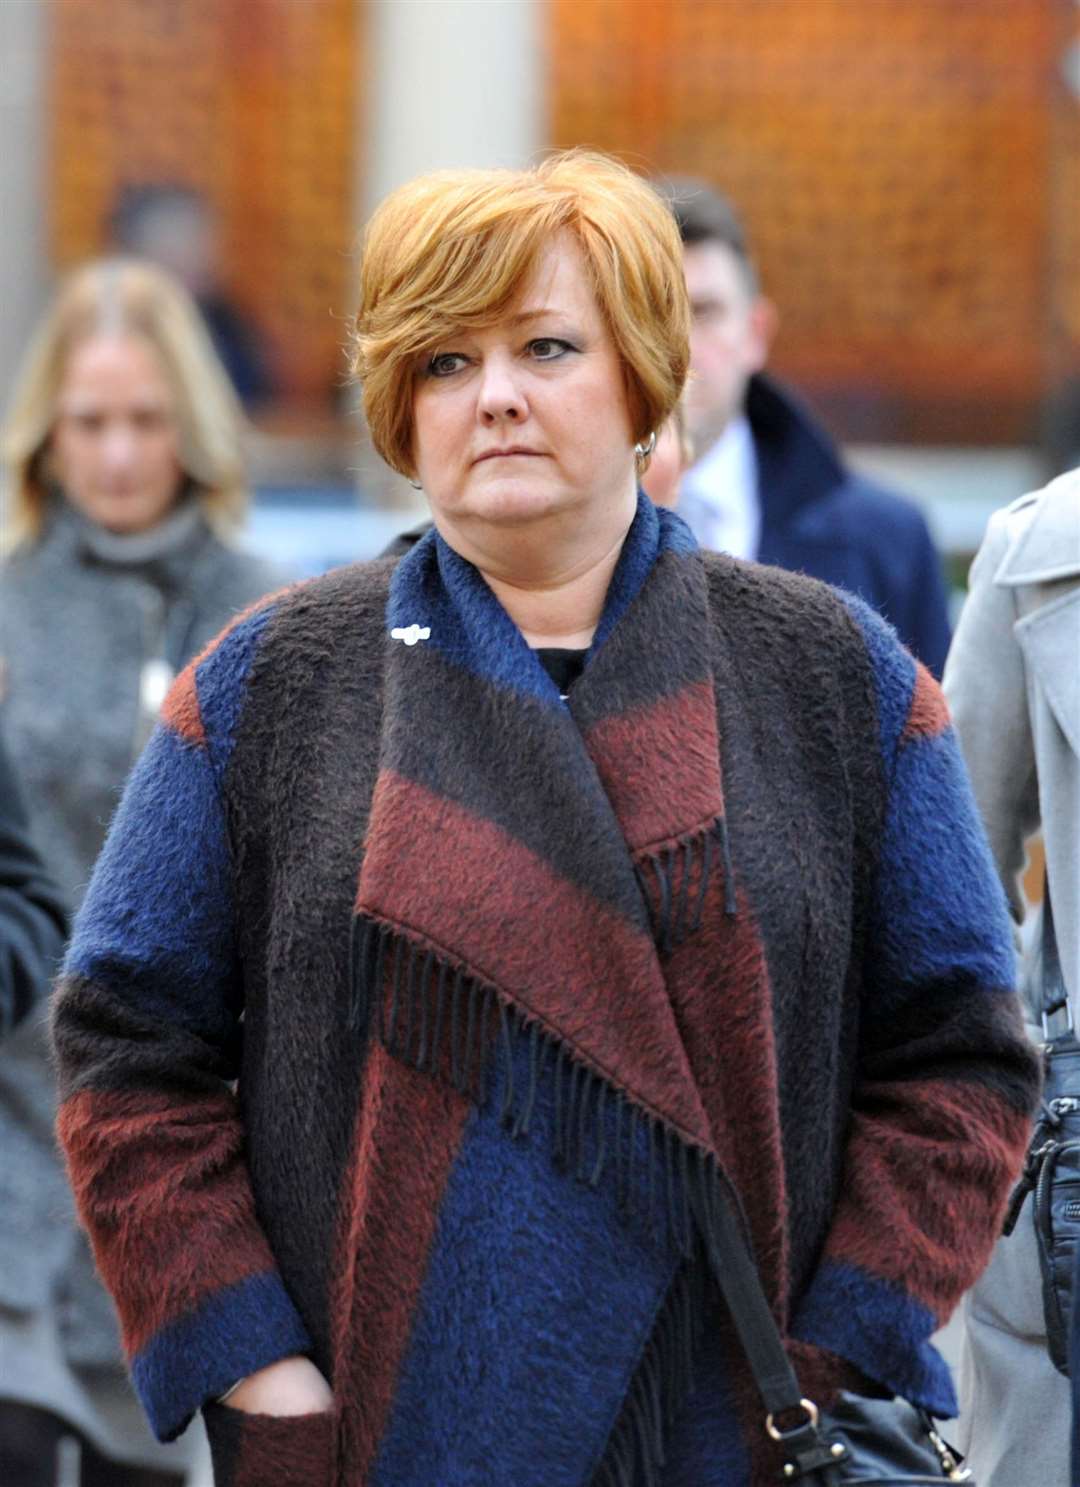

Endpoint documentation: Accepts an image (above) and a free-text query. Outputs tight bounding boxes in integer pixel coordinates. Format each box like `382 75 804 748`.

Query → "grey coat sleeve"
0 730 68 1034
943 510 1040 924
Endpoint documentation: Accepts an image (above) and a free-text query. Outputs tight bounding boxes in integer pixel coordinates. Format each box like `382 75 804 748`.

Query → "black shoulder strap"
692 1179 805 1419
1040 880 1071 1042
692 1177 843 1475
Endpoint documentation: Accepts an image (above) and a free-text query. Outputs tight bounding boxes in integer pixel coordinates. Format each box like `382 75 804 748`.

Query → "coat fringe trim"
348 911 759 1482
633 816 737 955
590 1258 711 1487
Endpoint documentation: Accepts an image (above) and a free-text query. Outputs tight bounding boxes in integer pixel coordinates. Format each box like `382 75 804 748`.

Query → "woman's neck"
481 537 624 649
437 505 632 649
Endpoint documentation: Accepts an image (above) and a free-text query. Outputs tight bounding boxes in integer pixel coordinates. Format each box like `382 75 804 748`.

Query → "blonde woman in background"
0 259 282 1487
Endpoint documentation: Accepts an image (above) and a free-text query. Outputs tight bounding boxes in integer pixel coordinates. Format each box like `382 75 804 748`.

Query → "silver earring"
408 478 423 491
634 431 657 465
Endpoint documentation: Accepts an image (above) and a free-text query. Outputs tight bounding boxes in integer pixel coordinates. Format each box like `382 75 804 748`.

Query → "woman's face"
50 332 184 535
410 233 637 541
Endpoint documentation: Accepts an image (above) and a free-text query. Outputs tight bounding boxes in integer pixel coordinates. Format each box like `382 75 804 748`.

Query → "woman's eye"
528 338 573 361
427 352 467 377
132 409 168 432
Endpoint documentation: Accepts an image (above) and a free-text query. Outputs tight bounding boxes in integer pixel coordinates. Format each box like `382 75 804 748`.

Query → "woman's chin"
447 482 578 528
68 490 178 536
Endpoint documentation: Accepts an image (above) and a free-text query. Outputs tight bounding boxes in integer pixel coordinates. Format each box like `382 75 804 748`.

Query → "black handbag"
1002 884 1080 1375
696 1167 973 1483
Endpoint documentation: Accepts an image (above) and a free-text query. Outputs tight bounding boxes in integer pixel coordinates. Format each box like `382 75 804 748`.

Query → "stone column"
0 0 47 412
361 0 544 214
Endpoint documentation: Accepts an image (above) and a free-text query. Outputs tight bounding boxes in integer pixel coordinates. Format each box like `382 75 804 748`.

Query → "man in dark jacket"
664 178 952 678
0 731 66 1037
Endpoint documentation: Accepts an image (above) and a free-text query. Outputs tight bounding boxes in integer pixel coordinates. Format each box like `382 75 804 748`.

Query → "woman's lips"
473 448 544 464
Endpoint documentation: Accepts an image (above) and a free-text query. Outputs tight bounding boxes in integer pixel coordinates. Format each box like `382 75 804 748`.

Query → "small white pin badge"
390 624 431 647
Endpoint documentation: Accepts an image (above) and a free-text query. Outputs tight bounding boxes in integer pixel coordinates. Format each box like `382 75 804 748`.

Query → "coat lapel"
355 499 721 1147
1015 591 1080 758
994 472 1080 587
996 473 1080 758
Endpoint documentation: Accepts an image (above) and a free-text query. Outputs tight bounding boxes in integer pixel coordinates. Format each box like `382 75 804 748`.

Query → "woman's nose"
101 424 139 471
477 354 526 423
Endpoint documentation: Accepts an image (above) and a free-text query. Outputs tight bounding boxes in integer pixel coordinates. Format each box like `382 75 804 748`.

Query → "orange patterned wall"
49 0 357 404
550 0 1078 442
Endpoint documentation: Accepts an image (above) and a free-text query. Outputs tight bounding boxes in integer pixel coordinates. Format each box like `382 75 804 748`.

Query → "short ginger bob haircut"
2 257 248 550
351 150 690 478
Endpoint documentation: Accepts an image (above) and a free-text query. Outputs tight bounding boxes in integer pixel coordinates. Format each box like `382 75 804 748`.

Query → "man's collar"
744 373 846 531
684 414 756 494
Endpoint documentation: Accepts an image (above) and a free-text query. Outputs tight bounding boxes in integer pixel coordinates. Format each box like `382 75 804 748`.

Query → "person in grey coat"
0 732 66 1040
0 258 283 1487
943 466 1080 1487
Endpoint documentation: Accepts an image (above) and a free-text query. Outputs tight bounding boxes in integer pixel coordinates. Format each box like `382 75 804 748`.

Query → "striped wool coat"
53 507 1038 1486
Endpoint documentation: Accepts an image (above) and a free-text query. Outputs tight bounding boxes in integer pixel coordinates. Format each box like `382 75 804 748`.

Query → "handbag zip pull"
1003 1138 1056 1235
928 1421 975 1481
922 1417 973 1481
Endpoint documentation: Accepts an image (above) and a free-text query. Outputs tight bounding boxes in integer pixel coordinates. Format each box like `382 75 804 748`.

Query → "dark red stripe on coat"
358 770 712 1146
665 878 791 1319
900 662 951 745
583 679 724 850
202 1400 337 1487
822 1076 1031 1318
161 664 206 747
57 1088 280 1354
331 1041 471 1482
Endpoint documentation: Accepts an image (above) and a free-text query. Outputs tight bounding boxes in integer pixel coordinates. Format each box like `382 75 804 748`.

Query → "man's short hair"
655 176 760 296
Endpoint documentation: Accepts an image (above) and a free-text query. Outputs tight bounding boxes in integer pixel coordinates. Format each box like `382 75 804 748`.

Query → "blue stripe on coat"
837 590 914 777
64 722 240 1036
588 495 695 654
838 586 1015 1002
660 1323 751 1485
132 1271 312 1442
790 1259 957 1417
866 726 1016 1002
196 600 277 784
371 1032 682 1487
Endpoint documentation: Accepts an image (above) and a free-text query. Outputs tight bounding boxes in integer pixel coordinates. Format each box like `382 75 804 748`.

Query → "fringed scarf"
348 494 769 1481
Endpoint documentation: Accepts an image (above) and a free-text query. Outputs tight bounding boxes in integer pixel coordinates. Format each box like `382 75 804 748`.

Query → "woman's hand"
222 1355 334 1416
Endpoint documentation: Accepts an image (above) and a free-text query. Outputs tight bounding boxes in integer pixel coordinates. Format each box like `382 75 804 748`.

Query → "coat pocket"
203 1400 337 1487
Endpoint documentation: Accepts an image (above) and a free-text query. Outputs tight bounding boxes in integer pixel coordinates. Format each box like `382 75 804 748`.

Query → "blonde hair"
351 150 690 477
2 257 248 548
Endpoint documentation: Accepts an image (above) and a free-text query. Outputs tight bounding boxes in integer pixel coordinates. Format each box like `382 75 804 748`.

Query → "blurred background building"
1 0 1078 581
